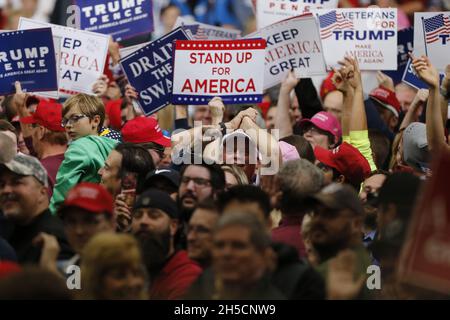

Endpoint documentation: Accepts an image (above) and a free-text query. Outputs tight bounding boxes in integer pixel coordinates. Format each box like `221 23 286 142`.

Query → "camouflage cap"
1 153 48 187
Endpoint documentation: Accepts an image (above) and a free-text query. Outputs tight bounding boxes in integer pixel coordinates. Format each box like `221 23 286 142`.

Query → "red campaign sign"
398 149 450 294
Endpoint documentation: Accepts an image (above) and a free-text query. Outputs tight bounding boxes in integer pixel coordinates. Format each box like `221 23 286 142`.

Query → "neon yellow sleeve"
347 130 377 172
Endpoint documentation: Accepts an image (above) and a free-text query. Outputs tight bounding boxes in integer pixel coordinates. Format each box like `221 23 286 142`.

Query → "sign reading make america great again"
120 27 190 115
171 39 266 105
0 28 57 95
76 0 154 41
315 8 398 70
18 18 110 96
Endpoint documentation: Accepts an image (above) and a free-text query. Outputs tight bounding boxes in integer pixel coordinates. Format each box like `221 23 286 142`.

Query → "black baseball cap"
133 188 179 219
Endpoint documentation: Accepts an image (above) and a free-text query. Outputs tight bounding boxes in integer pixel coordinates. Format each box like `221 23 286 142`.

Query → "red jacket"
149 250 202 300
271 215 306 259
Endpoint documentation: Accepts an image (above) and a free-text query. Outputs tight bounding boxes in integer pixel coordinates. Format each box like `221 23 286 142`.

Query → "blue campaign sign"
0 28 57 95
120 27 190 115
402 58 444 90
384 27 413 85
76 0 154 41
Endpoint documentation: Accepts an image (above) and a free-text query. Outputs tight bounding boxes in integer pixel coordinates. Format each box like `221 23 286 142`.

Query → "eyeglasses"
61 114 88 127
180 176 211 188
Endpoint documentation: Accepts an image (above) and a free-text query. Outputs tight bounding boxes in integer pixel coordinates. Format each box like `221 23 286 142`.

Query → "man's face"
359 174 387 203
222 200 267 227
178 166 213 212
62 208 114 254
0 170 46 224
187 208 219 265
309 204 358 257
131 207 175 272
63 107 99 140
159 147 172 169
290 95 301 125
106 81 121 101
323 91 343 122
303 124 332 149
99 150 122 197
212 225 267 285
193 106 212 125
375 105 398 132
265 107 276 131
395 83 417 112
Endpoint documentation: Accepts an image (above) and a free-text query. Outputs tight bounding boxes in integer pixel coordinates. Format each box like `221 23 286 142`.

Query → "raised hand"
337 55 362 90
281 70 300 91
410 54 440 89
208 96 225 125
125 83 139 100
92 75 109 97
376 71 395 91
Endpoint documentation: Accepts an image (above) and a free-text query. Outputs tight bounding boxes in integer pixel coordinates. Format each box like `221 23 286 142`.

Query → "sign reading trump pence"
172 39 266 105
0 28 57 95
256 0 338 29
315 8 398 70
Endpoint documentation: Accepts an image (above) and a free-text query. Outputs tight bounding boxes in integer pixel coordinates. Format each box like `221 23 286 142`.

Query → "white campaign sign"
172 39 266 105
19 18 110 95
256 0 338 29
414 12 450 72
173 17 241 40
254 14 326 89
315 8 398 70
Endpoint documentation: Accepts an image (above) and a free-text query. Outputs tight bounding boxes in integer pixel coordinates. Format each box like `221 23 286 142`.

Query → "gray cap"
0 153 48 187
0 132 17 164
305 183 364 216
403 122 429 173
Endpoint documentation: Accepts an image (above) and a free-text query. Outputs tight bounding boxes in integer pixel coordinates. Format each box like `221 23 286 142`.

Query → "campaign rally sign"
398 150 450 295
315 8 398 70
402 58 445 90
384 27 413 85
19 18 110 95
120 27 190 115
256 0 338 29
0 28 57 95
254 14 326 90
119 41 150 59
172 39 266 105
173 17 241 40
413 12 450 57
421 13 450 72
75 0 154 42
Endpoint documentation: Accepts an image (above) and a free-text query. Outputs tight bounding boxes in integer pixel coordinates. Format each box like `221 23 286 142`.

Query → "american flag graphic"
318 10 354 40
423 14 450 44
193 25 208 40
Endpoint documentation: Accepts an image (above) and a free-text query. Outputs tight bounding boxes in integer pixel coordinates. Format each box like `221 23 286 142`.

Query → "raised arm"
411 55 449 152
276 71 299 139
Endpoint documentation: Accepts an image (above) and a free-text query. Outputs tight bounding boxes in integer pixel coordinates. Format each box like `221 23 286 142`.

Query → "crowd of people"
0 0 450 300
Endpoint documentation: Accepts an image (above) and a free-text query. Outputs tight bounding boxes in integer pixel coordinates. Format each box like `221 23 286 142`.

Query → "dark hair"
1 96 16 122
196 197 220 213
281 135 315 163
180 162 225 192
42 130 68 146
160 3 179 17
0 119 16 134
378 172 422 220
115 143 155 191
217 185 271 220
369 129 391 170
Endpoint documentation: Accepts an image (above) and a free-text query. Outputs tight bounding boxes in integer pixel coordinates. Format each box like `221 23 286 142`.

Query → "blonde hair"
62 94 105 132
80 233 147 300
221 165 249 185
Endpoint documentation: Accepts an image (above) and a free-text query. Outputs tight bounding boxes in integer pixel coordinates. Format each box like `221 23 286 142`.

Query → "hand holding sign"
209 97 225 125
125 83 138 100
12 81 29 111
280 70 300 92
92 75 109 97
410 54 440 89
337 56 362 90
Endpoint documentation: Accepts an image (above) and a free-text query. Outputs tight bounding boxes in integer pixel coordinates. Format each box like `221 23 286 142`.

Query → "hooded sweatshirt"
49 135 118 214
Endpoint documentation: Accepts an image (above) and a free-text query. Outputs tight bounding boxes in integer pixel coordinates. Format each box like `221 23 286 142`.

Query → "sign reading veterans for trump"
120 27 190 115
0 28 57 95
173 17 241 40
19 18 110 95
398 150 450 295
315 8 398 70
255 14 326 90
256 0 338 29
75 0 154 42
172 39 266 105
422 13 450 72
384 27 413 85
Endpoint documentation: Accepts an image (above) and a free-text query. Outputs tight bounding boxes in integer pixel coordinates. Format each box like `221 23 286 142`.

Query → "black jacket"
6 209 74 264
271 242 325 300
